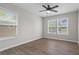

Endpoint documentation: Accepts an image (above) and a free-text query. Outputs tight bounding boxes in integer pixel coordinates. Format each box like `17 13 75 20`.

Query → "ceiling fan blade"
48 5 50 8
51 10 58 12
51 5 59 9
40 10 47 12
42 5 47 9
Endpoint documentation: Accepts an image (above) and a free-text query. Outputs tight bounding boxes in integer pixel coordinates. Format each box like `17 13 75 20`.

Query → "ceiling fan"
40 5 59 13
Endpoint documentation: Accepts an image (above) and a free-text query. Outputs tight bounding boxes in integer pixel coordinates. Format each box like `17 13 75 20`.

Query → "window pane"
48 20 57 34
57 18 68 34
49 27 56 34
57 27 68 34
57 18 68 27
48 20 56 27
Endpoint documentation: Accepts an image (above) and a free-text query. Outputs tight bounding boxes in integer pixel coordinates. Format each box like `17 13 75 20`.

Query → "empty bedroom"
0 3 79 55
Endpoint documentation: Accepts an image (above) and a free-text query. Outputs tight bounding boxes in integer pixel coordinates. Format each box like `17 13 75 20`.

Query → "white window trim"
48 17 68 35
57 17 68 35
48 20 57 34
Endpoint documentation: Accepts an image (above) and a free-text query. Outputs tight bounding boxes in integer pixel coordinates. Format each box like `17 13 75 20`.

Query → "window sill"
0 36 16 41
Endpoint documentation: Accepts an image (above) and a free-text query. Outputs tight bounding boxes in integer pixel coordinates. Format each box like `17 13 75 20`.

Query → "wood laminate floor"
0 38 79 55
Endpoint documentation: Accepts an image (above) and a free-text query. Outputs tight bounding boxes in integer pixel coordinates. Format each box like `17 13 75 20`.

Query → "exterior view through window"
0 7 17 40
48 18 68 35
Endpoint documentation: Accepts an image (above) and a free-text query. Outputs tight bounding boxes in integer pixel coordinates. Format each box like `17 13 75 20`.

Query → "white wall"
0 3 42 51
42 11 78 43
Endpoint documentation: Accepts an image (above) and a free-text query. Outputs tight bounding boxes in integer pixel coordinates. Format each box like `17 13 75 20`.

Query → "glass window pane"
57 17 68 34
48 20 56 27
57 27 68 34
57 18 68 27
48 20 57 34
49 27 57 34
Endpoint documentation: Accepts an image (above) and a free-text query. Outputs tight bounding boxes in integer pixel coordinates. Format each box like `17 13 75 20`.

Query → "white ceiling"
15 3 79 17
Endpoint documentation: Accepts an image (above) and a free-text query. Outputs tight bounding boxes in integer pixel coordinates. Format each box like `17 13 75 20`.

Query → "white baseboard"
44 37 78 43
0 37 41 52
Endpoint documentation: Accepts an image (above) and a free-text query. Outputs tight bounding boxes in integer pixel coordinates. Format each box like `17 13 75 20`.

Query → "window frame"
57 17 68 35
48 19 57 34
48 17 68 35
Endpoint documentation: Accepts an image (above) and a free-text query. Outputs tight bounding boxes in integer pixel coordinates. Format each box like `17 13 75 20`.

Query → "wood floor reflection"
0 38 79 55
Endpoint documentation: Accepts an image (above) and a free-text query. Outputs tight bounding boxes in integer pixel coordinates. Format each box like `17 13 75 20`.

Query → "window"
48 18 68 35
48 19 57 34
0 7 17 40
57 18 68 34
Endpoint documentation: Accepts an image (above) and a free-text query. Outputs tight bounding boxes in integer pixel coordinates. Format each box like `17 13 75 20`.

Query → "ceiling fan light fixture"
46 10 51 13
40 5 59 13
